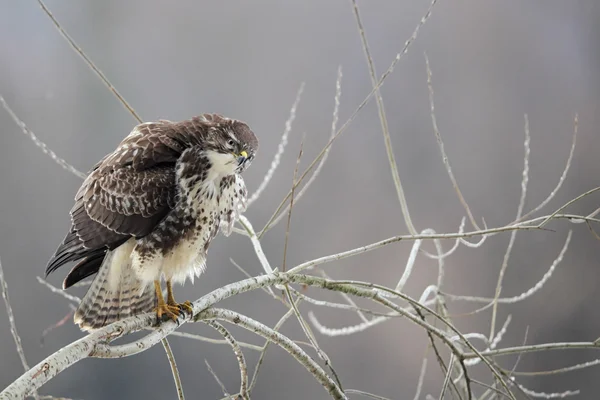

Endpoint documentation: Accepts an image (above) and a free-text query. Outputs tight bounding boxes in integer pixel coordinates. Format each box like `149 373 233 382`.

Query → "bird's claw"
155 303 181 323
177 300 194 315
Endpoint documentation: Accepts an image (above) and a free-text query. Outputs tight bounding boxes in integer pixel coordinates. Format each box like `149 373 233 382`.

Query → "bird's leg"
166 280 194 315
153 280 180 322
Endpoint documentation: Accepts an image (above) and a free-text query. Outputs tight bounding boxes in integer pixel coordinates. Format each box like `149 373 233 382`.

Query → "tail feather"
74 242 156 331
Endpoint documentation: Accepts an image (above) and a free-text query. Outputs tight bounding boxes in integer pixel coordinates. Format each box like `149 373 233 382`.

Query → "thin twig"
259 0 438 237
248 83 305 205
249 304 297 392
517 114 578 222
490 115 531 340
36 0 142 123
413 356 428 400
425 55 479 230
36 277 81 303
444 231 571 306
161 338 185 400
350 0 417 235
284 286 344 391
205 321 249 400
282 136 305 272
345 389 392 400
0 95 86 179
287 222 543 275
238 215 274 274
0 257 40 400
205 359 230 398
538 186 600 228
259 66 342 237
318 270 370 323
439 354 455 400
170 330 262 351
202 308 347 399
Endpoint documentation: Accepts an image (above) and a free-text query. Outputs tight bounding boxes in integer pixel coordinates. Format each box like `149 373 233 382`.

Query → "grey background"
1 1 600 399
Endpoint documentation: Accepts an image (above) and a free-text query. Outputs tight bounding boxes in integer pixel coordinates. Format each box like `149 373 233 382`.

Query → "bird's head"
199 114 258 175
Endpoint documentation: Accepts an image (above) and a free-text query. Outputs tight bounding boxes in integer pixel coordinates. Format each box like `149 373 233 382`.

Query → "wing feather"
46 118 209 284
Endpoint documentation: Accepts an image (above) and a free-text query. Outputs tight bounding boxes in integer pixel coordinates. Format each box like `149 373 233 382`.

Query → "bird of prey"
45 114 258 331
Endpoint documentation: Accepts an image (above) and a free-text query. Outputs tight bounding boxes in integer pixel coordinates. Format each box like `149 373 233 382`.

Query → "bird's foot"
154 303 181 323
168 300 194 316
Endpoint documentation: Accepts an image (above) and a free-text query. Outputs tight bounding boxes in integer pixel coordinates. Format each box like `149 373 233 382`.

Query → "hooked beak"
237 150 248 165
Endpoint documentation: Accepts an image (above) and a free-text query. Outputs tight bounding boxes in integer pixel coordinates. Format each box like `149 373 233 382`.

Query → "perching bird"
45 114 258 331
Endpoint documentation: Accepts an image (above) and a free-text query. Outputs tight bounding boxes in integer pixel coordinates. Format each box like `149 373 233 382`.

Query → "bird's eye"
227 139 235 148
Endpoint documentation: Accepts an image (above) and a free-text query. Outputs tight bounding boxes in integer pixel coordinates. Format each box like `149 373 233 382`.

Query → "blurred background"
1 1 600 398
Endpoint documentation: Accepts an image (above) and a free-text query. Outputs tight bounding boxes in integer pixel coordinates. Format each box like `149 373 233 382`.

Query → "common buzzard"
45 114 258 331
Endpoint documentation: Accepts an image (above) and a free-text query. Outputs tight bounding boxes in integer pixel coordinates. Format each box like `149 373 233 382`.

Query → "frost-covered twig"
282 136 305 272
170 331 262 351
345 389 391 400
201 308 347 399
287 222 543 275
248 83 304 206
425 55 479 231
261 0 438 237
1 274 285 398
238 215 274 275
0 258 40 400
283 287 343 390
510 358 600 376
538 186 600 228
160 338 185 400
205 321 249 399
421 217 465 260
490 115 531 340
0 95 86 179
205 359 230 398
516 383 579 399
36 277 81 303
413 357 428 400
259 67 342 236
249 303 297 392
444 231 571 305
517 114 578 222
